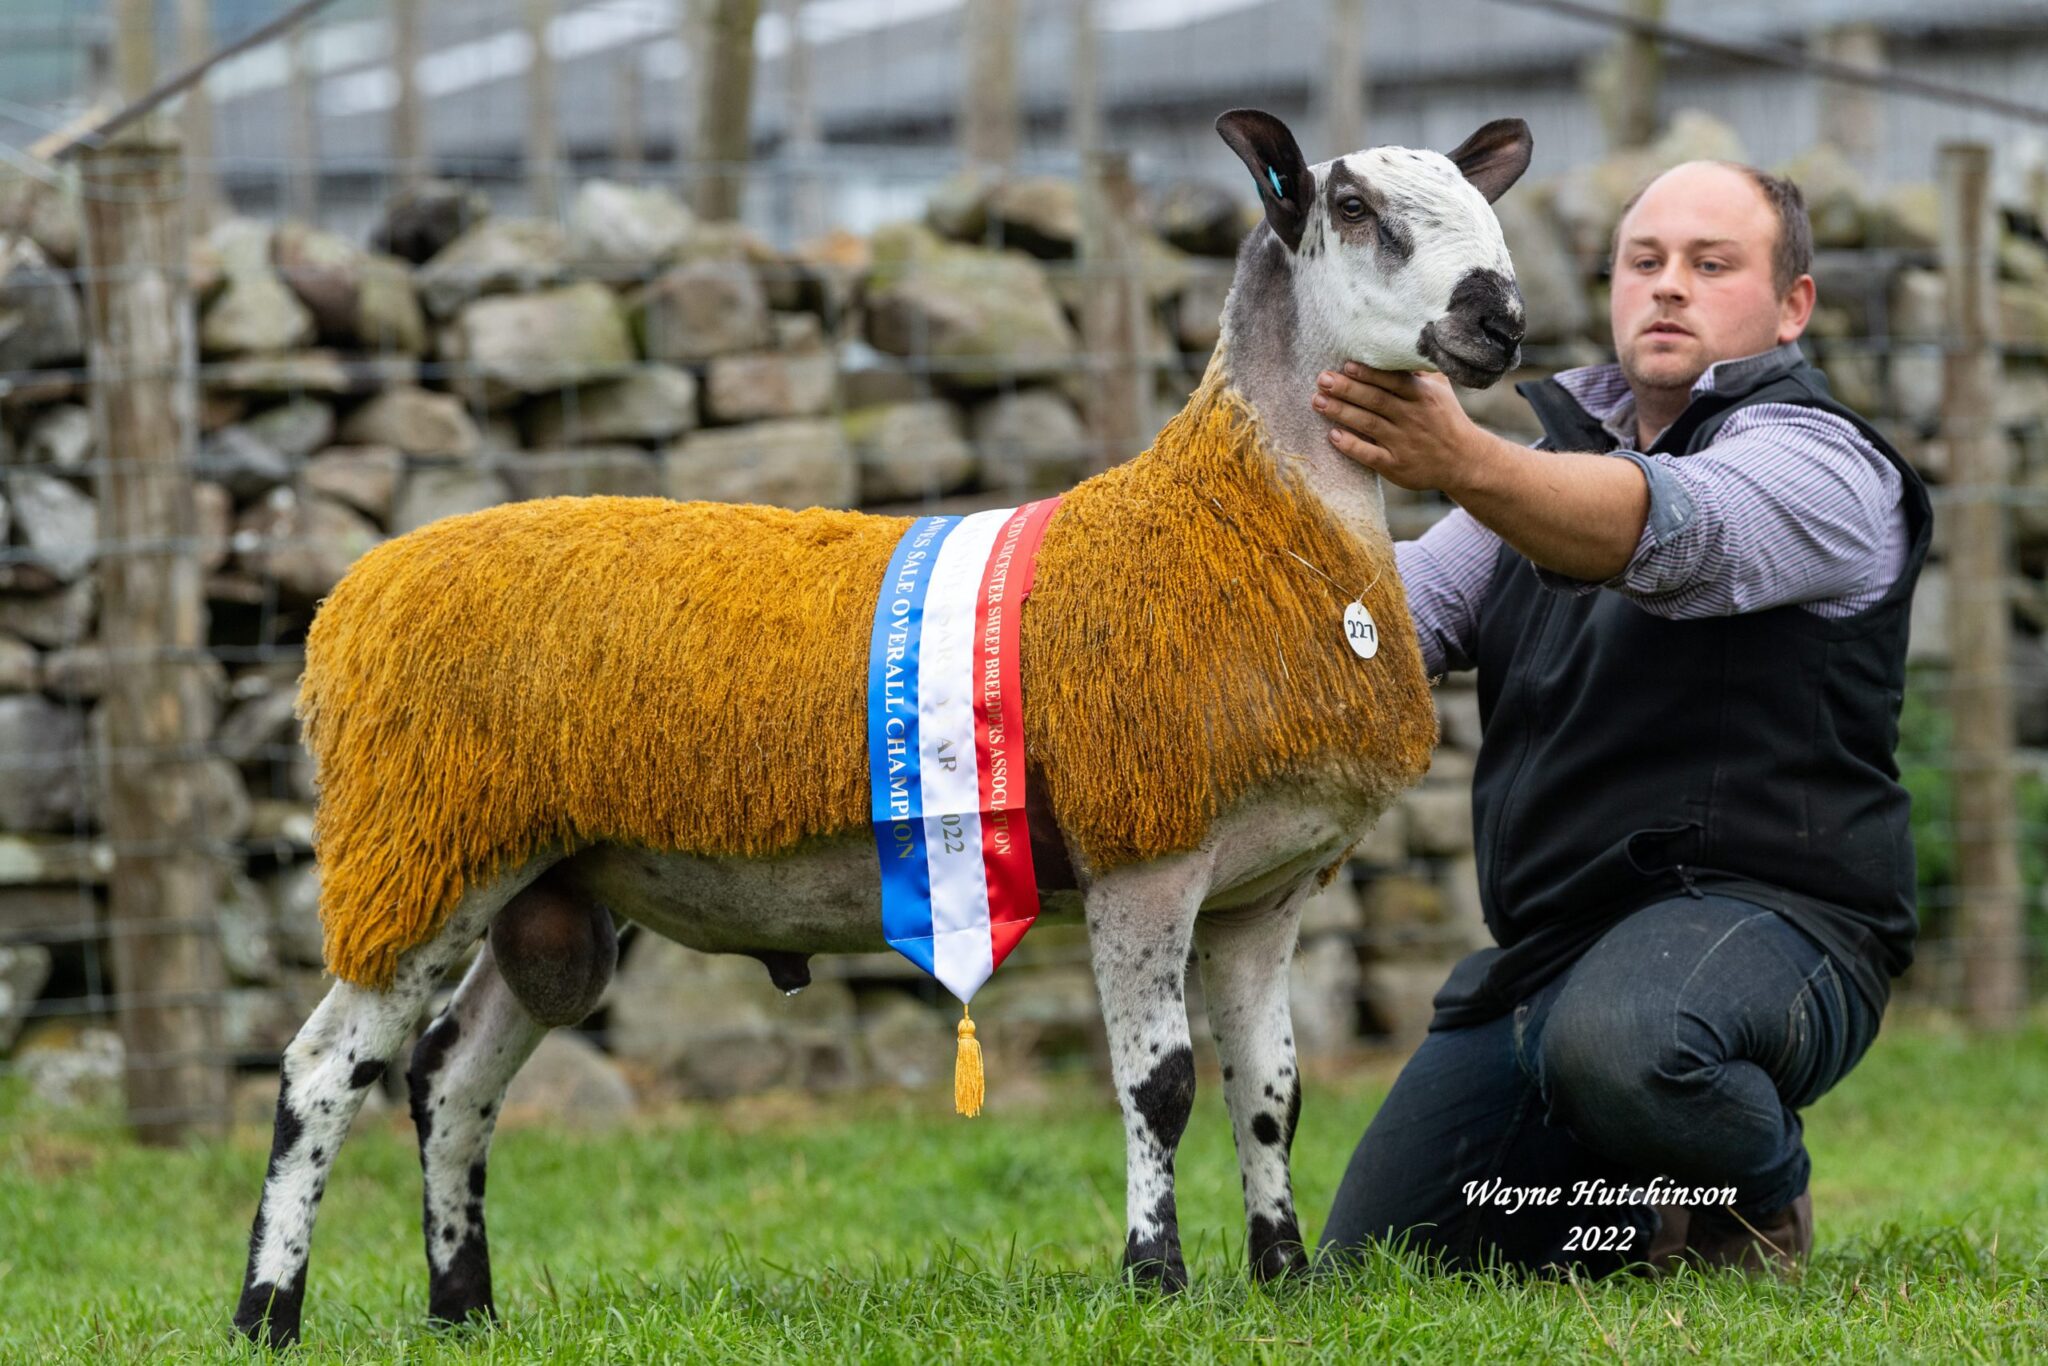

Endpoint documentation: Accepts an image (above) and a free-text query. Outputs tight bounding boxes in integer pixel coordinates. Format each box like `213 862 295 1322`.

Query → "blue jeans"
1319 895 1882 1276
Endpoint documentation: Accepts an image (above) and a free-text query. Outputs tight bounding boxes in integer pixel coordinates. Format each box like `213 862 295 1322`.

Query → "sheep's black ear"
1216 109 1311 252
1445 118 1534 203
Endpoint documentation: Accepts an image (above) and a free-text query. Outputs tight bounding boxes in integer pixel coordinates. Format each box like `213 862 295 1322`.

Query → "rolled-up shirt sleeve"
1397 507 1503 675
1532 404 1903 618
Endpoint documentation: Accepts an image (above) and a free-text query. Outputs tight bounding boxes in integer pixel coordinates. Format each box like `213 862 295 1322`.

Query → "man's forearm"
1447 433 1651 582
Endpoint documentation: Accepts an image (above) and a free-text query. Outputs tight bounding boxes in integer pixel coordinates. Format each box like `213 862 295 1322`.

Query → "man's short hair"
1613 162 1813 297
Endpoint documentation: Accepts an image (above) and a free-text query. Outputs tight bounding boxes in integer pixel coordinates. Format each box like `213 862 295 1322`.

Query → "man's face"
1609 162 1811 395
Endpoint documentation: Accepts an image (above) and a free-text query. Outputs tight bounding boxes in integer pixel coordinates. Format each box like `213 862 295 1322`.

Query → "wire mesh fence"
0 0 2044 1140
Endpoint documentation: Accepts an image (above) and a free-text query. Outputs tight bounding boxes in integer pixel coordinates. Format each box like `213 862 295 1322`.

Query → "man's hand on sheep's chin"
1311 363 1511 497
1316 361 1651 582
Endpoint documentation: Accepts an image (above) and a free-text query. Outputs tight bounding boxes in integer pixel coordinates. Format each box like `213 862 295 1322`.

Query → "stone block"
1402 787 1474 857
524 366 700 446
704 350 837 424
665 418 857 510
844 400 976 501
506 447 663 501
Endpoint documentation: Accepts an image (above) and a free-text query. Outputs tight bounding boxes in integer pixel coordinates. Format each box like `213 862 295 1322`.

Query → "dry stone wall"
2 110 2045 1116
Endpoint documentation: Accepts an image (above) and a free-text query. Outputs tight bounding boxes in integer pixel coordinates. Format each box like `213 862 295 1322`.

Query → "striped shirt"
1397 342 1909 676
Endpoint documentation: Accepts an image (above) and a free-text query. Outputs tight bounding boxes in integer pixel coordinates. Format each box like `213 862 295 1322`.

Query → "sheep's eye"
1339 196 1368 221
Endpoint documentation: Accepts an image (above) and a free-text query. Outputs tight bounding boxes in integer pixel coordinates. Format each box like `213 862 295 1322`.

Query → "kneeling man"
1313 160 1926 1276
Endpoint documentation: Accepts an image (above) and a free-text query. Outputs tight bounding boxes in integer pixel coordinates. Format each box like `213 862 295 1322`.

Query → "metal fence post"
79 118 228 1141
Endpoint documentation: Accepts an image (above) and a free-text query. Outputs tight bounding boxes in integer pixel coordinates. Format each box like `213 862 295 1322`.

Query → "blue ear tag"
1266 165 1286 198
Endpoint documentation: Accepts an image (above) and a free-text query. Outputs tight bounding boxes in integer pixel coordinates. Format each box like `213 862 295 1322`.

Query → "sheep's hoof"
425 1302 499 1335
1250 1215 1309 1283
1122 1252 1190 1294
231 1282 304 1349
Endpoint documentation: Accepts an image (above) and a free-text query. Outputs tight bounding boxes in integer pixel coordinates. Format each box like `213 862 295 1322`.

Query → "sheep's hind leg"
1085 853 1210 1292
408 940 549 1328
412 875 616 1327
231 863 554 1348
231 978 429 1348
1195 880 1313 1282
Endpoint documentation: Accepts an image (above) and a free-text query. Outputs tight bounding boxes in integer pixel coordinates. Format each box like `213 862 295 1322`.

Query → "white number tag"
1343 601 1378 660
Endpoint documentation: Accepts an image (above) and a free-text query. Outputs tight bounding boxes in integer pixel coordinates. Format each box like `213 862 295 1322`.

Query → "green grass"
4 1013 2046 1362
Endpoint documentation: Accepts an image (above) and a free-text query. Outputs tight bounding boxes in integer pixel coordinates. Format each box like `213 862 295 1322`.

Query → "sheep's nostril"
1481 312 1524 351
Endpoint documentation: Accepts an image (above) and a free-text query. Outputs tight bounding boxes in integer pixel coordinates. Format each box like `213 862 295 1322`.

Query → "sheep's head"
1217 110 1533 389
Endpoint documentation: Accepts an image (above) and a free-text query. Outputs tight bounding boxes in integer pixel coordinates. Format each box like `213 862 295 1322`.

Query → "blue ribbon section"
866 516 955 977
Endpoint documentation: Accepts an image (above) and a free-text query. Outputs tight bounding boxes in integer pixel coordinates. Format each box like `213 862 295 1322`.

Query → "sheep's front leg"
1195 881 1312 1282
1085 854 1210 1291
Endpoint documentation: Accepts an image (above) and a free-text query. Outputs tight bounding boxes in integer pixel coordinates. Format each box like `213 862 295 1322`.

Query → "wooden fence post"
116 0 155 101
79 118 228 1143
1322 0 1368 154
1940 141 2025 1029
781 0 823 239
615 49 645 180
963 0 1019 174
287 25 319 222
1080 150 1145 473
1069 0 1099 165
393 0 426 189
176 0 218 227
692 0 761 221
526 0 562 219
1815 22 1885 179
1596 0 1663 152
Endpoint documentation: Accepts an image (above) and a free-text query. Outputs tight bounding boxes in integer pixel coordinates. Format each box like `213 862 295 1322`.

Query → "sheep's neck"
1203 233 1390 545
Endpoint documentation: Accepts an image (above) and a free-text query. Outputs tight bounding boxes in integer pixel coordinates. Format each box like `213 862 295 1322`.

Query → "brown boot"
1683 1192 1813 1278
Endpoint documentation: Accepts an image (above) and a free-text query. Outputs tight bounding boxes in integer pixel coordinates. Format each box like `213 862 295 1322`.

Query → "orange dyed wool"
309 364 1437 988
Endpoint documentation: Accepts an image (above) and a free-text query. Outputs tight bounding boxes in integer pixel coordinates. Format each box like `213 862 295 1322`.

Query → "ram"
232 109 1532 1347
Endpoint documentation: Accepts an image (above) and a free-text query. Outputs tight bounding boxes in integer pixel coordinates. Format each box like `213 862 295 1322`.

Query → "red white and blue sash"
866 499 1061 1002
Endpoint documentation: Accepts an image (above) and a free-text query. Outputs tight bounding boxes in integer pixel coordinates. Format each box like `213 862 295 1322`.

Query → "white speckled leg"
407 941 549 1327
231 860 554 1348
1195 879 1313 1281
1085 851 1212 1291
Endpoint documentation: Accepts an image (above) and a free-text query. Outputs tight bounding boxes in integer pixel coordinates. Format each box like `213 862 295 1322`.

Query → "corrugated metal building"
20 0 2048 232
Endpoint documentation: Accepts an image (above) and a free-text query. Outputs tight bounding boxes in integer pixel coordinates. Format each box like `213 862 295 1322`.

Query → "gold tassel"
955 1005 985 1118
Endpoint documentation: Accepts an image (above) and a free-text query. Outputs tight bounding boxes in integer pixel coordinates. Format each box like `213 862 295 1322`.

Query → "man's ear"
1778 273 1817 344
1216 109 1312 252
1445 119 1534 203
